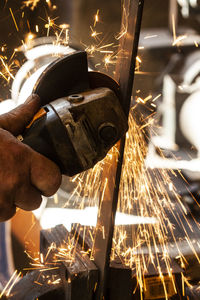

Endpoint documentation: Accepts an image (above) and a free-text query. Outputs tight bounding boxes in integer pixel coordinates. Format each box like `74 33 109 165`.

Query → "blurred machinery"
136 1 200 219
177 0 200 18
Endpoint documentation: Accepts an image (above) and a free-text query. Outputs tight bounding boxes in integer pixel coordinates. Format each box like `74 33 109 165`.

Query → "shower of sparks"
38 15 70 45
83 37 119 69
84 8 142 71
25 235 77 269
110 110 184 293
0 8 70 85
81 10 121 70
64 101 200 298
21 238 77 287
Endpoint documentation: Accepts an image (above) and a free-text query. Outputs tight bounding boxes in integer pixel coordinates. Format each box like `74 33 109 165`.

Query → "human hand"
0 94 62 221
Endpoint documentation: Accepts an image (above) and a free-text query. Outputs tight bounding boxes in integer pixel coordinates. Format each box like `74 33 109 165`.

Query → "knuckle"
43 171 62 197
9 142 28 159
0 135 29 167
2 173 22 192
31 154 62 196
14 187 42 211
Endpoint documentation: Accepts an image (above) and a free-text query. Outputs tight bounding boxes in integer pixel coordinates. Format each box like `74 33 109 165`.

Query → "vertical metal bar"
93 1 144 299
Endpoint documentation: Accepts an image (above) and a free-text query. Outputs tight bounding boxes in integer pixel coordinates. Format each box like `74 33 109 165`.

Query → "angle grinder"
19 51 128 176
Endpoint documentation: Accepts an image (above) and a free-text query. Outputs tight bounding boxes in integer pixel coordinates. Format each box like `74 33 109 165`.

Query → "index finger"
30 150 62 197
0 94 40 136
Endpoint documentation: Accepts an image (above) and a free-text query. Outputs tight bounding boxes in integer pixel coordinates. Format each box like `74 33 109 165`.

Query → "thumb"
0 94 41 136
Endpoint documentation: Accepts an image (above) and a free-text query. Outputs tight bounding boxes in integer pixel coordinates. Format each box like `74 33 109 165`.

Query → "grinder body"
20 51 128 176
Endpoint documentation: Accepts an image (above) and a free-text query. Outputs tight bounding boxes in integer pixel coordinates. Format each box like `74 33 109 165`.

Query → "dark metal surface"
9 225 98 300
72 224 185 300
92 0 144 299
115 0 145 116
40 225 98 300
9 268 65 300
72 224 133 300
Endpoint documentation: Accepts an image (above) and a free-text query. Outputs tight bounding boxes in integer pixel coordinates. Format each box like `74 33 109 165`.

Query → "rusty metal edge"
93 1 145 299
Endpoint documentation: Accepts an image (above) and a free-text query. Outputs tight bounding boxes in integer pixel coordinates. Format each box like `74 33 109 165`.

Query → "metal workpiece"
40 225 98 300
9 268 66 300
93 0 145 299
9 225 98 300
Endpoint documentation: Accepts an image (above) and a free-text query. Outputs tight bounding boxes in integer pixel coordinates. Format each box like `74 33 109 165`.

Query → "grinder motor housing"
20 51 128 176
